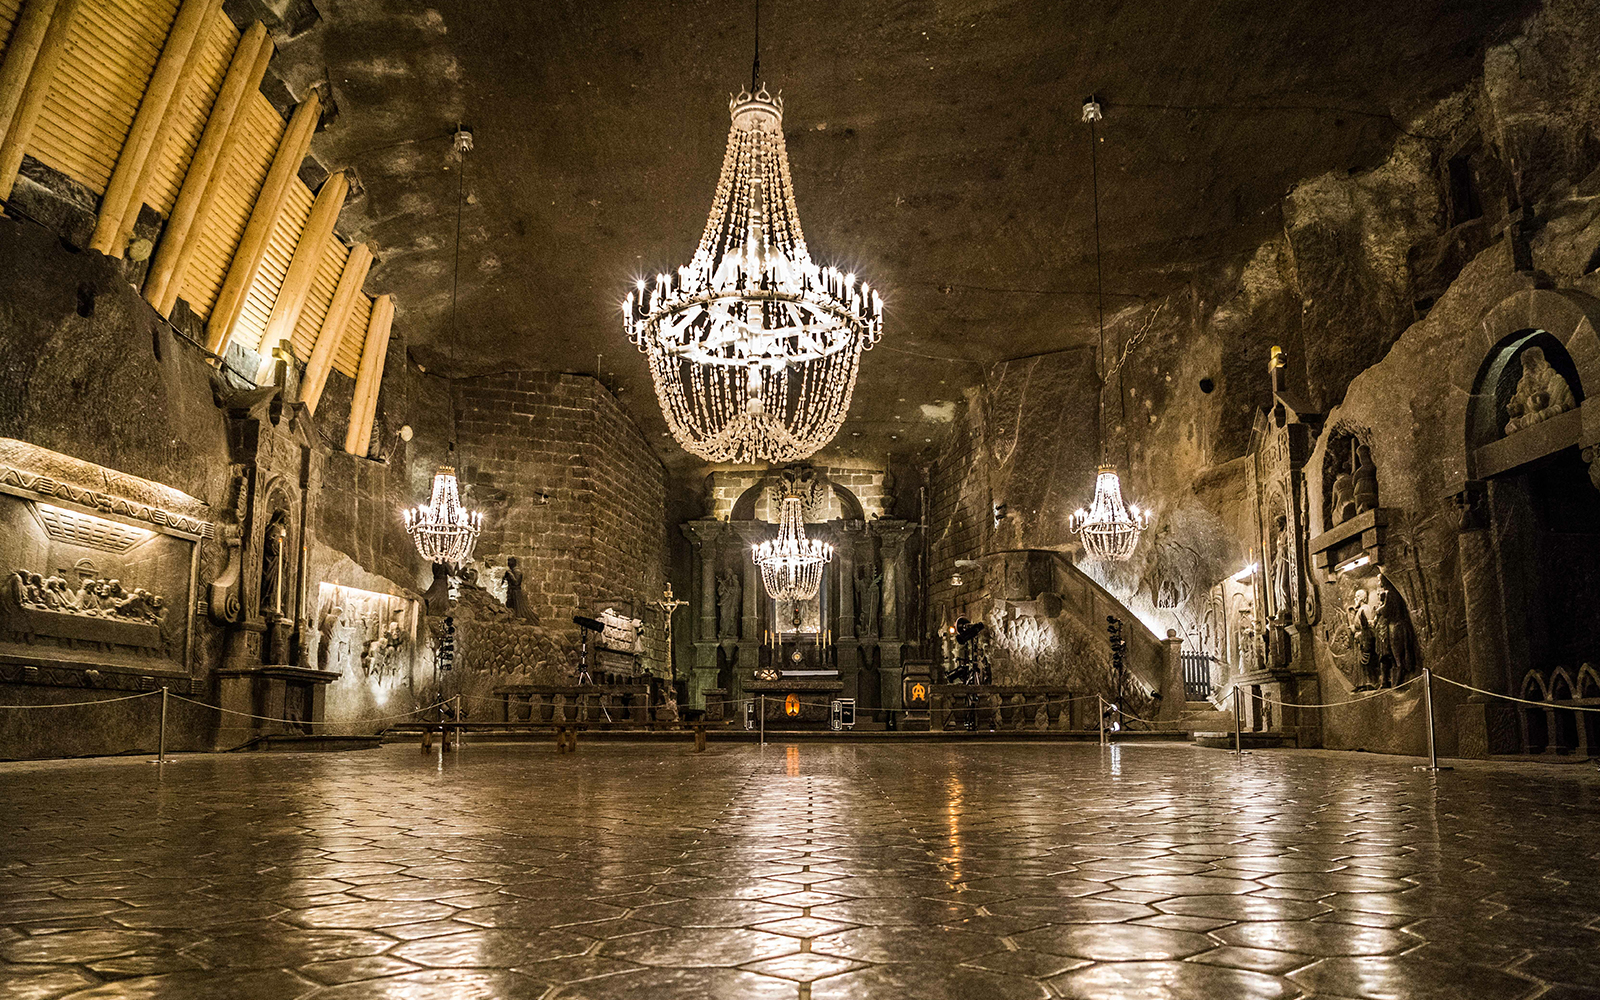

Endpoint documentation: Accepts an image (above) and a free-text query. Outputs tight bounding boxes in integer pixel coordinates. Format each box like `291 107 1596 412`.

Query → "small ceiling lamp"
624 0 882 464
1069 99 1151 562
753 493 833 601
405 129 484 568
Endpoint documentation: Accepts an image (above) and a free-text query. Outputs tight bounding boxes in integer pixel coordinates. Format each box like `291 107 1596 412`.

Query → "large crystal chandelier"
753 494 833 601
1070 99 1151 562
405 464 483 567
405 129 484 567
624 7 881 463
1071 467 1152 562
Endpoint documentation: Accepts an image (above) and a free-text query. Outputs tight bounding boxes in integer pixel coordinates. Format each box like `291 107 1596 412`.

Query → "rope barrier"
1433 674 1600 714
1252 674 1422 710
168 693 451 726
0 690 160 710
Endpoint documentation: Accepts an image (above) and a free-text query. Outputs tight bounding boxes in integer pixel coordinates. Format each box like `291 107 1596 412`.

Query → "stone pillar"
740 524 760 641
1451 483 1519 756
879 643 904 721
877 522 912 640
681 521 721 642
837 524 857 639
1159 630 1185 721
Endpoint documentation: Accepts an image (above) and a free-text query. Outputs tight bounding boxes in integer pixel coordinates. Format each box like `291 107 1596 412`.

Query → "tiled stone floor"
2 742 1599 999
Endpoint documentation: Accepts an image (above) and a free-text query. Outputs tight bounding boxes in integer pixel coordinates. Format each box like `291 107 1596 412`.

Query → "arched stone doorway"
1452 289 1600 755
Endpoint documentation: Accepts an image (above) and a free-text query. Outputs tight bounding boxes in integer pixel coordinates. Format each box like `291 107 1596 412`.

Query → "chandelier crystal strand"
626 83 882 463
406 128 485 567
753 494 833 601
1070 98 1151 562
405 465 484 567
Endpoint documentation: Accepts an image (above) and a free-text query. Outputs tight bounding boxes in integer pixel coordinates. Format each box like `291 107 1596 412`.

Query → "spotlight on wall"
954 617 987 644
1336 554 1371 575
1229 562 1259 583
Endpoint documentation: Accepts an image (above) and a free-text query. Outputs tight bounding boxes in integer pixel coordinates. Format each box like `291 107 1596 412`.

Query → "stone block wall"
453 372 667 636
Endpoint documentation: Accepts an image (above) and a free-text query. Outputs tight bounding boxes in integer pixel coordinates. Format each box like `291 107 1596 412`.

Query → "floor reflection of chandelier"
625 77 882 463
405 465 483 567
753 494 833 601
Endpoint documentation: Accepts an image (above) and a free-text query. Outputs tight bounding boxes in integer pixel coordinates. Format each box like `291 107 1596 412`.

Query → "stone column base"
1456 700 1521 758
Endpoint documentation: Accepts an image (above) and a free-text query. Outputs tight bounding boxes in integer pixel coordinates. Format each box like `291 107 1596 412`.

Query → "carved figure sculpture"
1347 588 1380 690
318 606 344 671
716 569 741 638
1330 439 1357 526
1504 347 1576 435
1352 444 1378 514
858 570 882 635
1370 576 1419 688
260 514 287 616
1271 513 1293 621
504 556 532 620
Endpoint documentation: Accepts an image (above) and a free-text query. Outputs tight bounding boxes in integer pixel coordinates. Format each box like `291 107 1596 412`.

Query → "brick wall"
706 464 890 521
453 372 667 634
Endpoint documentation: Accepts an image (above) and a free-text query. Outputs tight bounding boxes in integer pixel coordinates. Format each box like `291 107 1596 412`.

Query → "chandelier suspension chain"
1088 106 1107 464
751 0 760 93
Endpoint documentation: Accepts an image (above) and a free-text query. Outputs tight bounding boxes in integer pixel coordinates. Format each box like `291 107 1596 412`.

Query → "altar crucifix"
648 583 689 683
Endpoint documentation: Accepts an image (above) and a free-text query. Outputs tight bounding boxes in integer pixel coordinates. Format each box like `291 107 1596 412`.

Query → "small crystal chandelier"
753 493 833 602
1070 99 1151 562
405 462 483 567
624 3 882 464
405 129 484 567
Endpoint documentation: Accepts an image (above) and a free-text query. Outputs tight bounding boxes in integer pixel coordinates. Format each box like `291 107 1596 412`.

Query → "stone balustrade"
494 684 671 725
929 684 1093 732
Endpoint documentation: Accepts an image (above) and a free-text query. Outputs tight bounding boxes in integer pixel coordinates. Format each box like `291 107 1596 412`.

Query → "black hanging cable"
751 0 761 91
1086 99 1107 466
448 127 468 458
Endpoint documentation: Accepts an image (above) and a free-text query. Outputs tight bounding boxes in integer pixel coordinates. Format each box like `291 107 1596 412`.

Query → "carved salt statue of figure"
716 569 740 637
859 571 882 635
1352 444 1378 515
504 556 531 619
1348 588 1380 690
261 515 287 616
1330 462 1356 526
1370 576 1419 687
318 606 343 671
1504 346 1577 434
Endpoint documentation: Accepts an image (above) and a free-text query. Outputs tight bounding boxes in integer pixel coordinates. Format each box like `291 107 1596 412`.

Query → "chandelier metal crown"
753 493 833 602
1070 466 1152 562
405 466 484 567
626 85 882 464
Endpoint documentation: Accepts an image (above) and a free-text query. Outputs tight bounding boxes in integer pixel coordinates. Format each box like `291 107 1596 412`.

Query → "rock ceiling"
277 0 1533 470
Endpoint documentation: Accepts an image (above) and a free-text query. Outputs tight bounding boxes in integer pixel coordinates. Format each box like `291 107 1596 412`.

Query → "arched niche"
1451 288 1600 482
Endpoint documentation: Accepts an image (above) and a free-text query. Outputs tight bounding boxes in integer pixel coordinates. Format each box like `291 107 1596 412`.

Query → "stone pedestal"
900 659 932 731
215 664 338 745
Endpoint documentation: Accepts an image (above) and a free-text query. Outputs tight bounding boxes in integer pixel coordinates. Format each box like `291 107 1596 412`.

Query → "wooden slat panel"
144 2 230 214
181 89 278 318
28 0 176 195
0 0 26 57
230 170 311 354
335 288 372 378
289 232 347 361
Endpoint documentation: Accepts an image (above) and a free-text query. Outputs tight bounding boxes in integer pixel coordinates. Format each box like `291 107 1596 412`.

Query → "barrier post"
1098 694 1106 746
1413 668 1452 772
157 686 168 765
759 695 765 746
1233 686 1243 756
454 694 462 749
